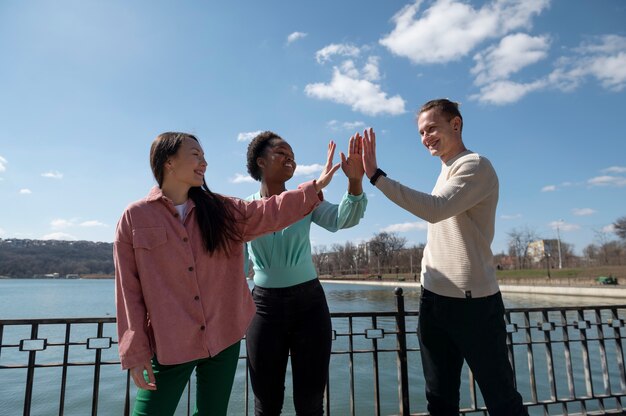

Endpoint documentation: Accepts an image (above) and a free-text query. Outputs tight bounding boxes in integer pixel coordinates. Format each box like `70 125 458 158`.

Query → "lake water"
1 279 625 415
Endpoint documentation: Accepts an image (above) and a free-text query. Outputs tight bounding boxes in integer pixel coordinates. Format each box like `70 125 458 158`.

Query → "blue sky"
1 0 625 255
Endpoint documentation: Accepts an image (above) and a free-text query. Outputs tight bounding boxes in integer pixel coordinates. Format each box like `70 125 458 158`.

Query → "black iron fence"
1 289 625 415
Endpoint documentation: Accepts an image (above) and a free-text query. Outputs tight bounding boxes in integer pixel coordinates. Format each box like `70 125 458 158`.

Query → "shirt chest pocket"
132 227 167 250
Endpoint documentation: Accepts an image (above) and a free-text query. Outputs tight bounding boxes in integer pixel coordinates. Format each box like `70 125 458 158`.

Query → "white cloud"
41 171 63 179
0 155 7 172
80 220 107 227
602 166 626 174
549 221 579 232
379 0 549 64
19 189 32 195
51 219 74 229
572 208 595 216
574 34 626 55
588 175 626 187
602 224 616 233
362 56 381 81
41 232 77 241
305 66 406 116
295 164 324 176
327 120 366 132
549 35 626 92
381 221 428 233
237 131 263 142
52 218 107 229
0 227 5 237
541 185 556 192
315 43 360 64
230 173 255 184
500 214 522 220
287 31 307 45
472 33 550 86
470 79 546 105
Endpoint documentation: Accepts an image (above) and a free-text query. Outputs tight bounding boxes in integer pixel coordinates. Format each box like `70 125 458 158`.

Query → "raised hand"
361 127 378 179
340 132 365 181
314 140 341 192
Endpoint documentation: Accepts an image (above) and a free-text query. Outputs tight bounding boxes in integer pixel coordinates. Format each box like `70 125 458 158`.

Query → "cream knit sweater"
376 150 500 298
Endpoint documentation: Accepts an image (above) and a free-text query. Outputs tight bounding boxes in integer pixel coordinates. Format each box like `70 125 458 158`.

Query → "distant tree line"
312 232 425 278
0 239 114 277
3 215 624 278
501 216 626 269
313 216 626 276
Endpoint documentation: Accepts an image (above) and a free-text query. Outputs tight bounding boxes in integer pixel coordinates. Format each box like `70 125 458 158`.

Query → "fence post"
394 287 410 416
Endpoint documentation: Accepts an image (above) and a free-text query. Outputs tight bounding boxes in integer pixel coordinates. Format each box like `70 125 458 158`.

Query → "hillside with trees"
0 239 114 278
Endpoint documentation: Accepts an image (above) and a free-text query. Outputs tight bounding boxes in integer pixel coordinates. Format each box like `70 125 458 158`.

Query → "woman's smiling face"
167 137 207 188
259 139 296 182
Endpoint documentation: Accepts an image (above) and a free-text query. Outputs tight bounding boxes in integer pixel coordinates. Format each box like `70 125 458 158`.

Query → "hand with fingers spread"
361 128 378 179
130 360 156 391
340 132 365 195
314 140 342 192
340 132 365 180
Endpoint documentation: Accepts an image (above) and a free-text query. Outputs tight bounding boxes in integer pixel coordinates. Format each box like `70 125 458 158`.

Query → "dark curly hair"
246 131 284 181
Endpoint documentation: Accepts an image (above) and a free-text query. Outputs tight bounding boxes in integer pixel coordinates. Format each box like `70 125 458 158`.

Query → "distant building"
528 239 559 264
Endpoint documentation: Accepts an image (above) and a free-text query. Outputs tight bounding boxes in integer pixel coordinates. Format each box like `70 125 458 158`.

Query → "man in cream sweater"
362 99 527 416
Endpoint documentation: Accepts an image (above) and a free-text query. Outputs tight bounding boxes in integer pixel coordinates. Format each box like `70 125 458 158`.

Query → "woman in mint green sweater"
244 131 367 415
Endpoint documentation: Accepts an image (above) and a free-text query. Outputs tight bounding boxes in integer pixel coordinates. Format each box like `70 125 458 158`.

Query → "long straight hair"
150 132 243 254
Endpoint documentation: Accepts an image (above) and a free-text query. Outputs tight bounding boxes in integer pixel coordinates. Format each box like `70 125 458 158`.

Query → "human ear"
256 157 266 169
452 117 461 131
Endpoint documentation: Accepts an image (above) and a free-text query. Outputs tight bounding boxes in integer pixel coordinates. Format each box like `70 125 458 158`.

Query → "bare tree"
507 227 538 269
614 216 626 240
368 232 407 272
594 228 613 265
312 245 328 275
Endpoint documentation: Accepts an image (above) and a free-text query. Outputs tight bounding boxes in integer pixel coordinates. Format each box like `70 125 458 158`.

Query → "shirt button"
188 266 194 272
194 296 199 301
200 325 205 331
183 237 189 242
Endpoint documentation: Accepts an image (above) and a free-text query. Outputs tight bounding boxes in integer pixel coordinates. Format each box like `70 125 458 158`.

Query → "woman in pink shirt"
114 132 340 416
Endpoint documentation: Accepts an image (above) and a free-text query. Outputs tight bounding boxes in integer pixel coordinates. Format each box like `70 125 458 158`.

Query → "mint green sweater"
245 192 367 288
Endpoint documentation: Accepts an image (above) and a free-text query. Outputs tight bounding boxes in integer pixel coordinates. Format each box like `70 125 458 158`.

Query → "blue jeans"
246 279 332 416
418 288 527 416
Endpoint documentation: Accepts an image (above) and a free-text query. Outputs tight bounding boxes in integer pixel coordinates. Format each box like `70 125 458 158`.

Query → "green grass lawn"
496 265 626 280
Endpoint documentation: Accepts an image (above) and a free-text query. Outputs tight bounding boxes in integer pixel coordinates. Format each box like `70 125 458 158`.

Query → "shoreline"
320 279 626 298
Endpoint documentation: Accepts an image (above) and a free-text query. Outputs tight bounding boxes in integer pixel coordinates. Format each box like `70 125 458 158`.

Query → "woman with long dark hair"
114 132 340 415
244 131 367 415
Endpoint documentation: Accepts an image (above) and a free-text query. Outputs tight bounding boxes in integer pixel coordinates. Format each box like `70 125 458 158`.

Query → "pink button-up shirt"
114 181 322 369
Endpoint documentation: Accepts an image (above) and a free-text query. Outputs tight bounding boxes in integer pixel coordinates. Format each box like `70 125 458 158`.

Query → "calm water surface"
1 279 624 415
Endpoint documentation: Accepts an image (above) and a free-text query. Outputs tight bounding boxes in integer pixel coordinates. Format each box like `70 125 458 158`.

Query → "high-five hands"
340 132 366 181
314 141 342 193
361 128 378 179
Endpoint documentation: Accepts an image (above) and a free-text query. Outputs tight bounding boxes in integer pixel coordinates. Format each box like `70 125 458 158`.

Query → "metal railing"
1 289 625 415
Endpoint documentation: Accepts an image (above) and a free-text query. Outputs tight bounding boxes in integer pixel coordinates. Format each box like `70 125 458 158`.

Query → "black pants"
418 288 528 416
246 279 332 416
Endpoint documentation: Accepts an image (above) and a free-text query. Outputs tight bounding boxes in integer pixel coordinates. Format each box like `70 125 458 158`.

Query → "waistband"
253 278 321 295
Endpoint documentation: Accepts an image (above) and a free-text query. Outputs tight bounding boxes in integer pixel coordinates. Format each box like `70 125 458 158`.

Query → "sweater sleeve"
311 192 367 232
376 157 497 224
113 209 152 370
239 180 323 242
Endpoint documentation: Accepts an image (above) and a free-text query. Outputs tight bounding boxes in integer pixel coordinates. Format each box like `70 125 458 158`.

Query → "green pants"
133 341 241 416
